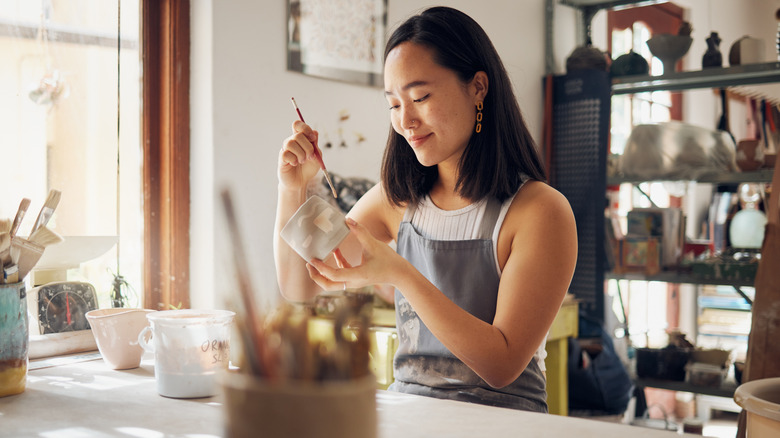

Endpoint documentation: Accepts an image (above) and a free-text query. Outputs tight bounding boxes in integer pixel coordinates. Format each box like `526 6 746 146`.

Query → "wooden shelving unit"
634 378 738 399
612 62 780 94
608 169 776 186
553 0 778 403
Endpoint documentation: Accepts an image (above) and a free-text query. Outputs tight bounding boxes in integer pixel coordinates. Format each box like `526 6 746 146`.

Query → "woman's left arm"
400 183 577 387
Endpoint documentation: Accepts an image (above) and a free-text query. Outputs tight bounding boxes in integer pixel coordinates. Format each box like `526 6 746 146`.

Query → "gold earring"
475 101 483 133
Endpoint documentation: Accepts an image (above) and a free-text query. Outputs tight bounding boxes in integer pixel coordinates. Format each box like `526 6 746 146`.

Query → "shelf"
607 168 775 186
612 62 780 94
698 296 752 311
636 377 738 398
606 271 756 287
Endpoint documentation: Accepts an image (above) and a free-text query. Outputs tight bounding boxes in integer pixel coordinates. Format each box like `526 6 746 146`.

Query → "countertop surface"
0 353 691 438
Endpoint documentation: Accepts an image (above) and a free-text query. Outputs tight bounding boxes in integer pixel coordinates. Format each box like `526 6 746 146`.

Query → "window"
608 3 684 155
606 3 686 349
0 0 191 313
0 0 142 307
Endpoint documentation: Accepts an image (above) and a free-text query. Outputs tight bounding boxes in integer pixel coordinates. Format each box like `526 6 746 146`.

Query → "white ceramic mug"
86 308 154 370
281 195 350 262
138 309 235 398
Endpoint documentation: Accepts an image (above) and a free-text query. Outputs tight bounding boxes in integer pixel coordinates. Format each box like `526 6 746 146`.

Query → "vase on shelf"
647 34 693 74
729 183 767 249
702 32 723 69
736 139 765 171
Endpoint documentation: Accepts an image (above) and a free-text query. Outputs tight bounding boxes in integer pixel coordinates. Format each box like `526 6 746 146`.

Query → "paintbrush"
0 233 10 272
0 218 11 269
30 190 61 235
10 198 31 238
11 237 44 281
29 225 64 248
290 97 338 198
220 187 270 378
3 264 18 284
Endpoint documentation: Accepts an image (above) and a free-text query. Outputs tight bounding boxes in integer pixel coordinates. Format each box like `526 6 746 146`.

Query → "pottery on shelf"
702 32 723 68
729 36 765 66
735 139 765 171
566 44 609 73
646 34 693 74
611 50 650 77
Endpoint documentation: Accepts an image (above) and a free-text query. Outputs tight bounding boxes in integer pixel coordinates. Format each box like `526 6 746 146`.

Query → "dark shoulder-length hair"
381 6 546 206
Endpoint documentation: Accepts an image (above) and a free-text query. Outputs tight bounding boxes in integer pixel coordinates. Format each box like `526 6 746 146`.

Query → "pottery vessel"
647 34 693 74
87 308 155 370
735 139 765 171
702 32 723 68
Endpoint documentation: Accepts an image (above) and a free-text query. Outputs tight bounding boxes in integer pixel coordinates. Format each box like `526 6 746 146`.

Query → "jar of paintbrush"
0 191 63 397
0 281 27 397
219 189 376 438
1 191 63 285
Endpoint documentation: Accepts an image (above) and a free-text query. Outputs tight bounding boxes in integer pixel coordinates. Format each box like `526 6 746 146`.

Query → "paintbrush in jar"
290 97 338 198
1 199 31 269
10 237 44 281
10 198 31 238
30 189 61 235
219 188 274 378
29 225 64 248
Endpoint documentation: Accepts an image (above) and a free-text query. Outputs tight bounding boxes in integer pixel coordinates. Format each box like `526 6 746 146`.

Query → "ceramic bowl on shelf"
646 34 693 74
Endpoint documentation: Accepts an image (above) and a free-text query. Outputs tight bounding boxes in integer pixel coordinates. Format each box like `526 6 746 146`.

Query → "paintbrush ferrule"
323 172 338 198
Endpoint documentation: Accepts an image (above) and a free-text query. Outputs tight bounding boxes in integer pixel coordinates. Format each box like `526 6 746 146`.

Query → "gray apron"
388 197 548 412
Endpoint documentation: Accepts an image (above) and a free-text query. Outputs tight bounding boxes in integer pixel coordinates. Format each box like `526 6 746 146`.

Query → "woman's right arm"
273 120 325 302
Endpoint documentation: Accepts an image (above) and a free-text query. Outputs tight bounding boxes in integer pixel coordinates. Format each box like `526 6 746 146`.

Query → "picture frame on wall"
287 0 387 87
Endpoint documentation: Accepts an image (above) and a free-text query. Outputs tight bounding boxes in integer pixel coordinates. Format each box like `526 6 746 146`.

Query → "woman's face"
384 42 484 168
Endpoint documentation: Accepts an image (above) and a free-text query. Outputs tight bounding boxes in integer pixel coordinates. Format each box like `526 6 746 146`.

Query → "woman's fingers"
344 217 376 249
281 121 319 166
306 220 396 291
333 248 351 269
306 261 347 291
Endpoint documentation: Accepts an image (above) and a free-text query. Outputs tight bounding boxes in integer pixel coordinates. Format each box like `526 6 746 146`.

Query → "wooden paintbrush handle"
10 198 31 238
31 190 61 234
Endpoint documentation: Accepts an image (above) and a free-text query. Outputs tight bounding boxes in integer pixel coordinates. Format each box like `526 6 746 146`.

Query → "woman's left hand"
307 218 404 291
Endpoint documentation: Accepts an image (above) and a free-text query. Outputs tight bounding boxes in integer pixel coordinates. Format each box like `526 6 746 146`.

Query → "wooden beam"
142 0 191 310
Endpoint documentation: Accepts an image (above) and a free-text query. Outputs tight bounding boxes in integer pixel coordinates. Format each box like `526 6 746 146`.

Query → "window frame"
142 0 190 310
607 3 684 123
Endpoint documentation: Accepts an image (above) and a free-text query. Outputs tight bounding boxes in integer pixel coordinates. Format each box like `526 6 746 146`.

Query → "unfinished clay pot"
736 139 765 171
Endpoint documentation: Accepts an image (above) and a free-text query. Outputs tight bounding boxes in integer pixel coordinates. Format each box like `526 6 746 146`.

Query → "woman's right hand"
278 120 322 191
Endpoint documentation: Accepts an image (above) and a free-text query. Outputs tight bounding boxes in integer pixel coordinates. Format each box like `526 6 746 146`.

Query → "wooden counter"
0 353 691 437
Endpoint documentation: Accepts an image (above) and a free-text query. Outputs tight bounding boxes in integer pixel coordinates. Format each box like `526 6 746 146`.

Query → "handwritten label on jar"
202 339 230 364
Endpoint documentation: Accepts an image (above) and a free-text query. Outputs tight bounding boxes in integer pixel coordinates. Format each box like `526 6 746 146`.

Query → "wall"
190 0 553 309
190 0 780 310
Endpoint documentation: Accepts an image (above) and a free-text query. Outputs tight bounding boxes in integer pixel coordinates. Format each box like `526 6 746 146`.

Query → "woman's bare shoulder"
505 181 576 234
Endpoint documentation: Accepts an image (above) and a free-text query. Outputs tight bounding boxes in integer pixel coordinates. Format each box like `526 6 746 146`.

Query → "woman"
274 6 577 412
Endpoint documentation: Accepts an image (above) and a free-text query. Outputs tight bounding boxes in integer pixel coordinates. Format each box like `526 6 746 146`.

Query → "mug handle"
137 325 154 353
